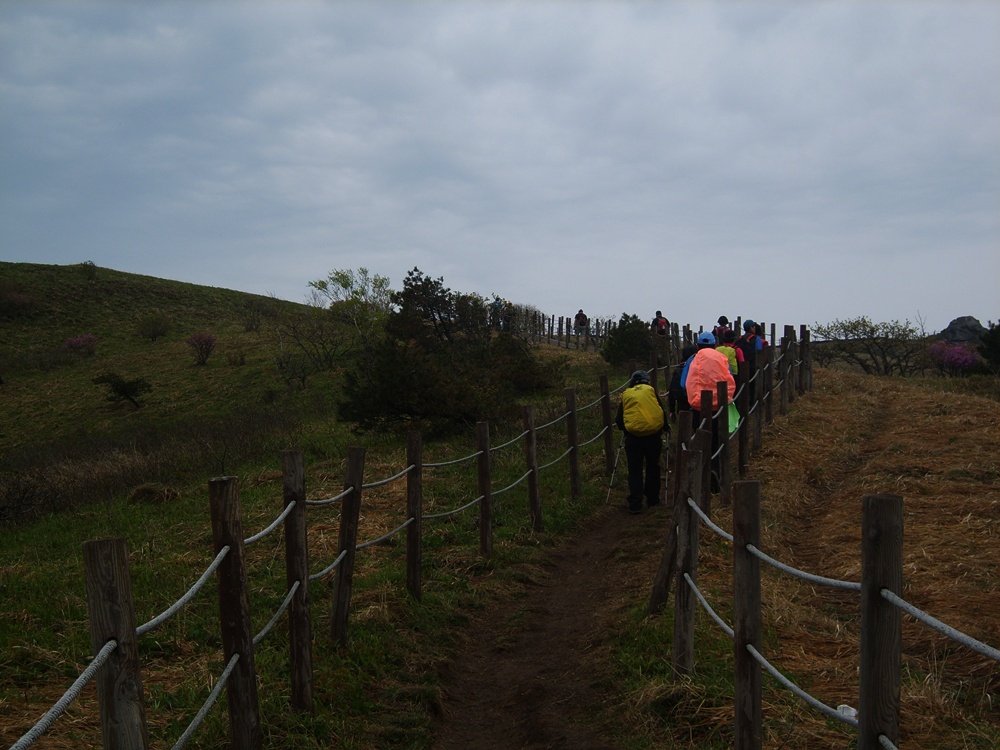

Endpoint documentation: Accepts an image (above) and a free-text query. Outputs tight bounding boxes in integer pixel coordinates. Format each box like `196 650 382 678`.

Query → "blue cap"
743 319 756 332
697 331 716 346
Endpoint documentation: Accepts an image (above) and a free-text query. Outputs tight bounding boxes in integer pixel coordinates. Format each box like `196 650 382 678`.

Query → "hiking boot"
628 505 643 515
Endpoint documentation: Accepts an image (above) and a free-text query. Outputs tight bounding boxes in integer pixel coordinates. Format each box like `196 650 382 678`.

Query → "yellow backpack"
622 384 664 436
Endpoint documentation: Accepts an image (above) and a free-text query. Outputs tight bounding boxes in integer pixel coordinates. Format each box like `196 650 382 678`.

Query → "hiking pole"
605 432 625 504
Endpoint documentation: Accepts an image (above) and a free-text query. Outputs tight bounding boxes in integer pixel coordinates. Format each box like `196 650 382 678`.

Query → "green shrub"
92 372 153 408
186 332 216 365
601 313 653 368
137 312 170 342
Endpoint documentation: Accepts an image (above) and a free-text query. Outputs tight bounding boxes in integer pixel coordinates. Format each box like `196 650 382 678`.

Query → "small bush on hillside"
225 345 247 367
0 282 39 320
78 260 99 280
240 298 278 333
63 333 97 357
186 332 216 365
137 312 170 342
92 372 152 408
601 313 653 368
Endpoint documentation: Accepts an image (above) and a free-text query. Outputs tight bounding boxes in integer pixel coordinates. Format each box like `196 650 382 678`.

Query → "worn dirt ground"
431 498 672 750
429 369 1000 749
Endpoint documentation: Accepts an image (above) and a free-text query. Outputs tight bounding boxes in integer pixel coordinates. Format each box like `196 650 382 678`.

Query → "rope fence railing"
135 545 231 636
10 322 812 750
656 359 999 750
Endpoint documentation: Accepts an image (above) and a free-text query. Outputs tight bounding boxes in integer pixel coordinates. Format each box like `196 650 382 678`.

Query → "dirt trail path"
432 502 671 750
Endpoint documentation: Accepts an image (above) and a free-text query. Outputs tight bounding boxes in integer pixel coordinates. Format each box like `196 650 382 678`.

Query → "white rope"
9 639 119 750
881 589 1000 662
170 653 240 750
252 580 300 646
137 546 231 636
424 450 483 468
362 464 414 489
424 495 484 520
746 644 858 728
356 517 415 550
746 544 861 592
308 549 347 581
305 485 354 506
244 500 296 546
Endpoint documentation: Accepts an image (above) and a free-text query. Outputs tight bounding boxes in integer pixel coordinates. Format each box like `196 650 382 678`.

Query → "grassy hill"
2 262 996 748
0 261 348 521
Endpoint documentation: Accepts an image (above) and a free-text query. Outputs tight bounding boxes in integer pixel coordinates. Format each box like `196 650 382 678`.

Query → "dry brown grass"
688 368 1000 748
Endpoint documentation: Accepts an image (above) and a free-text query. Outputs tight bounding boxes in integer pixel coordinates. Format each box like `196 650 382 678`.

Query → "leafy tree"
272 303 349 382
812 316 926 376
239 298 277 333
600 313 653 368
186 333 216 366
308 267 392 349
338 268 555 432
137 312 170 342
978 321 1000 375
92 372 152 408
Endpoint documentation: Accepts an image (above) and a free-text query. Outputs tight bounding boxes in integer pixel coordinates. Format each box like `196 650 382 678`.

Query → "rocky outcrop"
940 316 987 344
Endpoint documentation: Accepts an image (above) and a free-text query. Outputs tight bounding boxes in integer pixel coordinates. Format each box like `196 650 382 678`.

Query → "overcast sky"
2 1 997 334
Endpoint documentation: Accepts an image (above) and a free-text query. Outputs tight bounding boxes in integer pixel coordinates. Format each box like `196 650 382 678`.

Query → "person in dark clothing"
615 369 668 514
667 344 698 422
651 310 668 336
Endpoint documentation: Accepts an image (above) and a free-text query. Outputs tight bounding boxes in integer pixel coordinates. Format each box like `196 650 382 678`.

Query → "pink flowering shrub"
63 333 97 357
927 340 983 376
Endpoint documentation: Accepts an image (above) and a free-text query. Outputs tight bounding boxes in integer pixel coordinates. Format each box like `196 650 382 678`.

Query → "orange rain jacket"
684 348 736 411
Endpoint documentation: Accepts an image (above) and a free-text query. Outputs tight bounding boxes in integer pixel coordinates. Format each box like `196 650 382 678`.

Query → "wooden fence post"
694 425 712 516
763 343 774 427
600 375 615 476
648 446 696 614
281 450 313 713
797 325 808 396
801 327 813 392
406 431 423 601
82 538 150 750
331 447 365 646
476 422 493 558
717 381 732 506
752 351 764 450
672 447 703 677
565 388 581 501
859 494 903 750
779 338 790 417
208 476 262 749
732 481 762 750
523 406 542 532
785 327 797 406
738 366 750 475
673 410 694 507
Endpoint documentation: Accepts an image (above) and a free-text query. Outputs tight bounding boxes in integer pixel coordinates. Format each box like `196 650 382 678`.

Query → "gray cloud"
1 1 997 333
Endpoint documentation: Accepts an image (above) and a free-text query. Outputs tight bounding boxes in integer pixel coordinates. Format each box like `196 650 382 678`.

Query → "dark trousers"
624 431 663 510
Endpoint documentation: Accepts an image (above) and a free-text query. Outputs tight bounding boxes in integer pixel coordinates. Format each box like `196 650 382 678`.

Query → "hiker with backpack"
736 319 769 373
651 310 668 337
615 369 668 514
573 309 589 336
681 331 737 489
712 316 731 342
716 329 744 376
